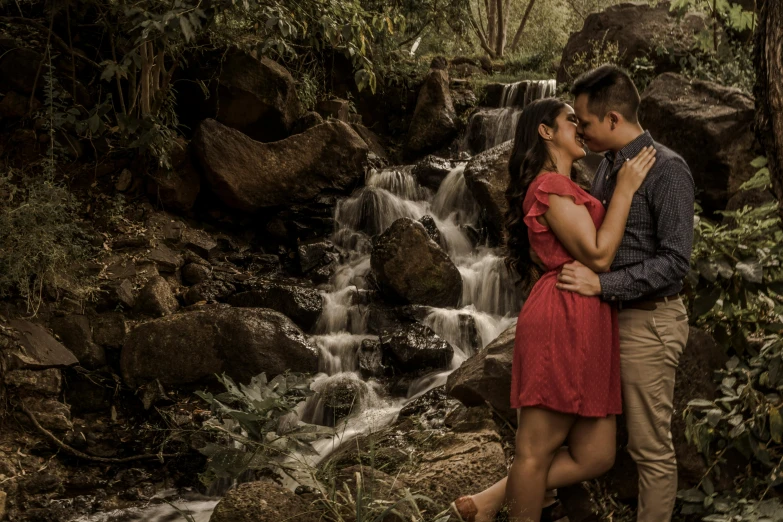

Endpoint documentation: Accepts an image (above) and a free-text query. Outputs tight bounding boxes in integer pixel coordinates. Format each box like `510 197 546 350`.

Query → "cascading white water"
82 79 555 522
464 79 557 154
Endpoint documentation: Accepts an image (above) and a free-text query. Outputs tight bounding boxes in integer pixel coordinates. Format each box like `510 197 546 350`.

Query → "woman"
451 98 656 522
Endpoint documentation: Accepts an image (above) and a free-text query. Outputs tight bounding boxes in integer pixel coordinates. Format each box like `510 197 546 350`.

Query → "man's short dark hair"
570 64 641 123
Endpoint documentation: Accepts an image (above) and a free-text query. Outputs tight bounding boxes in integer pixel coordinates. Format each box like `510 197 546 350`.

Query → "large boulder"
195 51 302 142
209 481 319 522
446 325 516 419
371 218 462 308
557 1 706 84
640 73 757 212
120 306 318 387
463 141 512 245
405 64 458 159
193 119 369 212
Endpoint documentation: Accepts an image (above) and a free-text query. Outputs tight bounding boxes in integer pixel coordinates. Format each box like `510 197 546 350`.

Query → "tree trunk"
509 0 537 52
487 0 497 54
495 0 507 57
754 0 783 208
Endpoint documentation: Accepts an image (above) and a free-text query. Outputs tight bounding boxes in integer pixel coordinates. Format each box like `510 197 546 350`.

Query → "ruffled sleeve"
523 173 593 233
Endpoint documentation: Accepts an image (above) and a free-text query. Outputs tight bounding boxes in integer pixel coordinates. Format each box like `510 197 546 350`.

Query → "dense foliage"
681 159 783 514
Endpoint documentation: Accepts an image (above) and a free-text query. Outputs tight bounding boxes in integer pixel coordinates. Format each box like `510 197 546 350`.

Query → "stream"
72 78 554 522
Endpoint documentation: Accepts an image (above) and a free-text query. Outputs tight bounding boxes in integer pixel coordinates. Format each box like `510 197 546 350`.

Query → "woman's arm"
541 147 657 273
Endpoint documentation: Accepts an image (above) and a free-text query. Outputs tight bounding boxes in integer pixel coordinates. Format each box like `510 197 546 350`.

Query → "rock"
121 307 319 387
227 281 323 332
182 228 218 259
91 313 128 348
557 1 707 84
371 218 462 308
358 339 385 378
49 315 106 370
381 323 454 372
399 428 507 509
640 73 757 212
351 123 389 164
135 276 179 317
213 52 302 142
405 67 458 159
445 325 516 419
194 119 369 212
115 279 136 309
0 490 5 521
209 481 319 522
147 138 201 212
311 375 369 426
1 319 79 370
145 244 184 273
291 111 324 134
4 368 62 395
418 215 442 245
297 239 338 275
463 140 512 244
182 263 212 285
411 155 454 191
316 98 352 122
183 280 236 305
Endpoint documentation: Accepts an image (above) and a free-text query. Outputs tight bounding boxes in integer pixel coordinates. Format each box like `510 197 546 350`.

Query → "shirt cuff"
598 271 626 302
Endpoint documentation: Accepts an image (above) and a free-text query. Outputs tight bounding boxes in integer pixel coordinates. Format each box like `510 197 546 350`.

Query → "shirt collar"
605 131 654 172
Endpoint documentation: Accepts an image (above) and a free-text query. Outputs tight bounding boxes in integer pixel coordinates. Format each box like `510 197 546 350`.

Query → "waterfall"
77 78 555 522
464 79 557 154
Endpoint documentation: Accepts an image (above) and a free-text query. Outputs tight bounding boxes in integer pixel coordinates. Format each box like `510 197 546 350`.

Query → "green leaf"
179 15 195 42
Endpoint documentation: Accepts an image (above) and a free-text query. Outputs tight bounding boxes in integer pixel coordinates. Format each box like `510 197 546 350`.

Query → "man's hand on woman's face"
556 260 602 296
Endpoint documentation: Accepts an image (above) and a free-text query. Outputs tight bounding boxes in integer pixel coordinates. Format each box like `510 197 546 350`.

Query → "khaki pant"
618 298 689 522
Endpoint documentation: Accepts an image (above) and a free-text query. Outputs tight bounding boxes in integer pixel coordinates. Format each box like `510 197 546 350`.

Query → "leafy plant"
195 372 332 487
681 157 783 513
562 37 622 82
687 159 783 353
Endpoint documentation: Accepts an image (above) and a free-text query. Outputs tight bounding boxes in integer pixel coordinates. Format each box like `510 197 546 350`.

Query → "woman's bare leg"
468 415 616 521
506 408 574 522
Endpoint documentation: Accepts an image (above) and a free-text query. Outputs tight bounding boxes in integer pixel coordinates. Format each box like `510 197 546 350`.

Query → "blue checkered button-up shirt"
590 131 696 302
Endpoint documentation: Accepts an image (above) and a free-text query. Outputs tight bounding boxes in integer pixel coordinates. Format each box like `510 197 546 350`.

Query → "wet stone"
358 339 386 378
418 215 443 245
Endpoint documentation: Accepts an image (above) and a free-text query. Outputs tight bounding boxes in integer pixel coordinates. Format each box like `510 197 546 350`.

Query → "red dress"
510 172 622 417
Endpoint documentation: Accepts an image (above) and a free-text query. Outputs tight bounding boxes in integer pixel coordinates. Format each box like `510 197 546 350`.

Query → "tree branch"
509 0 538 52
22 402 180 464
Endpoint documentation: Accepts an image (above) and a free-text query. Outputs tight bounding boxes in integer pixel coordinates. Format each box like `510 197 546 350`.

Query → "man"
557 65 695 521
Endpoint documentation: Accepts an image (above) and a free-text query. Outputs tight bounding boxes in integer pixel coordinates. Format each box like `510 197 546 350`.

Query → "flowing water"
74 79 554 522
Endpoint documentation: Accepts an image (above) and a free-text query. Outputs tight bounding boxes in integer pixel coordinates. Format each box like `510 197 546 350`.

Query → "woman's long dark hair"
504 98 570 292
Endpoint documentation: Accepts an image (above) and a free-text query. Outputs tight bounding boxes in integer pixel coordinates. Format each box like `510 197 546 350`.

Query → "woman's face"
549 105 587 161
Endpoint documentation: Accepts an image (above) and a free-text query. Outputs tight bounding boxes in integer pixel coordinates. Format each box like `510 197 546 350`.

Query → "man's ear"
608 111 621 130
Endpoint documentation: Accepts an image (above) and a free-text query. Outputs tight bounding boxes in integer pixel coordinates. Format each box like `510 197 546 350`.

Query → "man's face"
573 94 614 153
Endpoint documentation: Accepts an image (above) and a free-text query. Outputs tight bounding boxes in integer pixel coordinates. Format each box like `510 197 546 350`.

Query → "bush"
680 158 783 514
0 170 90 311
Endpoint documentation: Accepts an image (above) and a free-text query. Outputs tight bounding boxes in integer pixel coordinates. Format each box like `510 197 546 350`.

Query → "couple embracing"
452 65 695 522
